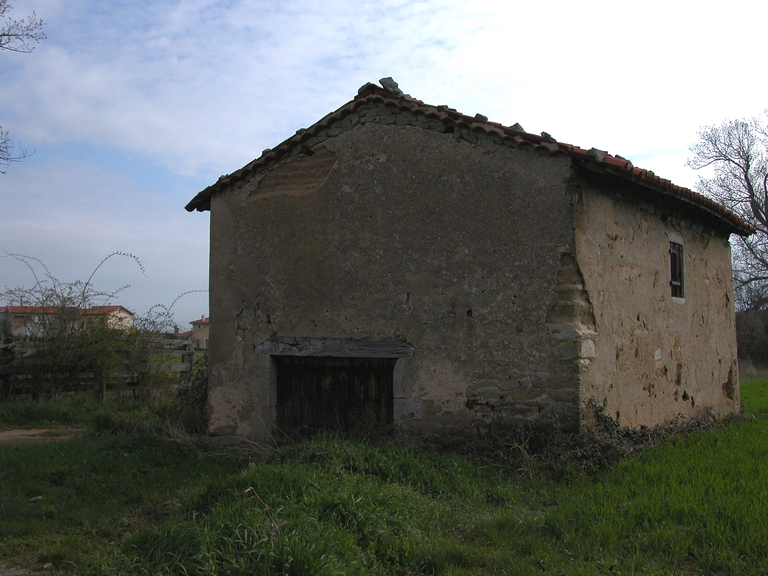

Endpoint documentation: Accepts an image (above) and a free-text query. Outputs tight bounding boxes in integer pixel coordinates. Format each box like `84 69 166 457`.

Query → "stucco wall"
574 179 740 427
207 120 579 439
190 323 209 350
105 310 133 331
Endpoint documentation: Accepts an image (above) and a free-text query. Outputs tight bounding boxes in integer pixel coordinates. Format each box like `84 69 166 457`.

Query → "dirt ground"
0 427 84 446
0 564 32 576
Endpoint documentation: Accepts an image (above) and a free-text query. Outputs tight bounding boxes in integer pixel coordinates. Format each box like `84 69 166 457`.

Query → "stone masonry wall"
207 109 581 440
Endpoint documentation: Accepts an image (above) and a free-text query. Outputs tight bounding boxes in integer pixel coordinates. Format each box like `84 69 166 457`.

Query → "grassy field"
1 376 768 574
739 369 768 413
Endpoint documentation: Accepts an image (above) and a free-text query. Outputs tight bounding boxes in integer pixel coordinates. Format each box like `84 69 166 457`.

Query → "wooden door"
275 356 395 433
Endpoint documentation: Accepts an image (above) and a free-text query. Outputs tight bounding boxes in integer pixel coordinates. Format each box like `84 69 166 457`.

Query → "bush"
736 309 768 367
175 352 208 433
1 252 200 402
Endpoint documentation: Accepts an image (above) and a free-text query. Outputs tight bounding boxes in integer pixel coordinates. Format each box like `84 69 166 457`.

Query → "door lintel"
254 337 415 358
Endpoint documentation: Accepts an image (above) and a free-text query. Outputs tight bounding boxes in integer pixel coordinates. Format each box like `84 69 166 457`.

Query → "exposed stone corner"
546 252 598 369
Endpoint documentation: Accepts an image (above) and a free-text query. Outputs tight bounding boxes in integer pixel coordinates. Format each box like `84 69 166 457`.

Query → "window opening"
670 241 684 298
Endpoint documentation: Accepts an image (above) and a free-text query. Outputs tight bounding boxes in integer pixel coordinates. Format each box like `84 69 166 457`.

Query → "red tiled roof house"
187 79 751 440
1 305 134 341
0 306 62 341
79 305 134 331
184 316 209 350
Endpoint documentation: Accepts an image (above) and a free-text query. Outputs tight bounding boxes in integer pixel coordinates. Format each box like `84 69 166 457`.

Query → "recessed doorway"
275 356 395 433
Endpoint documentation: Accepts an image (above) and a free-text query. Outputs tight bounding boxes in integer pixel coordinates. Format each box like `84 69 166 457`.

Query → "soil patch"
0 563 33 575
0 427 84 445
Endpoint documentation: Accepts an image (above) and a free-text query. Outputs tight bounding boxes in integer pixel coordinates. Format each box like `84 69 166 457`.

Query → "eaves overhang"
185 79 755 238
571 157 755 237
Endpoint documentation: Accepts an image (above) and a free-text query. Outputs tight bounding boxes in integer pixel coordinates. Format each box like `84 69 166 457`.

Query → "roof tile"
186 81 755 236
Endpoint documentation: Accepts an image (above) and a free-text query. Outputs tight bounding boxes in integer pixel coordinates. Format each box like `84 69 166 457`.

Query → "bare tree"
0 250 207 400
0 126 28 173
688 112 768 310
0 0 45 172
0 0 45 52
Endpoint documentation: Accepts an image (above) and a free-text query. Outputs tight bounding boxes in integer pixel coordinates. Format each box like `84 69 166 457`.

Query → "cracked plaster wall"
207 120 580 439
574 179 740 427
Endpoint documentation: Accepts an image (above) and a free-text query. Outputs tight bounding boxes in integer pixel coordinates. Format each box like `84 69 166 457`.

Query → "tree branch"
0 0 45 53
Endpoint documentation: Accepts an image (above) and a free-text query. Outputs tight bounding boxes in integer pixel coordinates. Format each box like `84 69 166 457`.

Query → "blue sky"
1 0 766 326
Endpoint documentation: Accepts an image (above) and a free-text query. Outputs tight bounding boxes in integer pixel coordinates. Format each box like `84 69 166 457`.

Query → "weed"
0 393 92 428
86 415 768 575
2 378 768 574
175 351 208 434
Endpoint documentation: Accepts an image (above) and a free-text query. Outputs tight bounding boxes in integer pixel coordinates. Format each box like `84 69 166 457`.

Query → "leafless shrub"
0 250 204 401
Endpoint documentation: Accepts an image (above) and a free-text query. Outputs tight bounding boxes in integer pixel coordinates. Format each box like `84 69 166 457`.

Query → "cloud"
0 143 210 322
2 0 768 323
4 0 765 181
3 0 478 174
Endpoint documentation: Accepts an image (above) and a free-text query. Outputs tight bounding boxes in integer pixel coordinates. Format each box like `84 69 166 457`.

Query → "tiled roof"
186 79 755 236
1 306 61 314
2 305 134 316
190 317 209 326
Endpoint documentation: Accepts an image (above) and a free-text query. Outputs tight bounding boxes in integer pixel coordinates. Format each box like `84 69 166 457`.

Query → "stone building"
187 79 753 440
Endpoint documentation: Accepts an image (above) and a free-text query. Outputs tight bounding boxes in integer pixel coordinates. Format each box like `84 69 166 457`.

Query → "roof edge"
185 80 755 237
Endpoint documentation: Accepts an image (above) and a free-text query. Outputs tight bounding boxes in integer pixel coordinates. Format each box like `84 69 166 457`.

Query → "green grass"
1 377 767 574
740 369 768 413
90 436 521 575
0 432 248 572
85 423 768 575
544 417 768 573
0 393 95 429
0 391 202 433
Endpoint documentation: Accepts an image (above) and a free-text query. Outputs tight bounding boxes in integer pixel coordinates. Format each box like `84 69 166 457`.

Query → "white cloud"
6 0 764 178
3 0 480 174
2 0 768 322
0 146 210 323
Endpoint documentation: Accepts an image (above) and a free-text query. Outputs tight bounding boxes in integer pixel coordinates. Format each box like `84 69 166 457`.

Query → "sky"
1 0 766 327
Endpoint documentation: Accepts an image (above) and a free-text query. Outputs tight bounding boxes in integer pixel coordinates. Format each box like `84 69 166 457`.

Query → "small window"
670 242 684 298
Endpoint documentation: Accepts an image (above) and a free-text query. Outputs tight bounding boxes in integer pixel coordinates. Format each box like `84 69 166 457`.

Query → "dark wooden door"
275 356 395 433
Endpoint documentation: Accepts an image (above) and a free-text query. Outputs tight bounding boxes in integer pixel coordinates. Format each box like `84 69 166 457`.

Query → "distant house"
80 305 135 331
180 316 209 350
0 305 134 341
187 79 752 440
0 306 62 341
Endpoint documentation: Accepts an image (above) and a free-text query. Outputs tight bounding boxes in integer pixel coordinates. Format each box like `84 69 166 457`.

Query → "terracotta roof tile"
2 305 134 316
186 81 755 237
1 306 61 314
